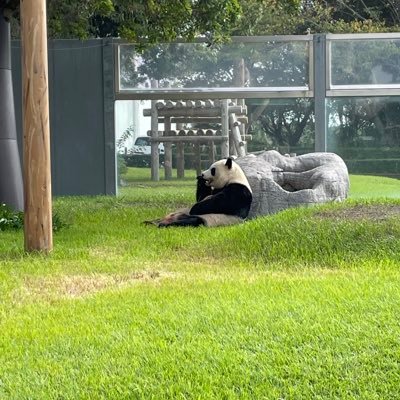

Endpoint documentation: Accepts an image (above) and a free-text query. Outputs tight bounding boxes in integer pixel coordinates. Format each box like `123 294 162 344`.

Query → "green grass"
0 169 399 399
349 174 400 198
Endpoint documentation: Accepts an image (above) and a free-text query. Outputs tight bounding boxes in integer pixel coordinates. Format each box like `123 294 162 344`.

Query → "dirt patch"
315 204 400 221
18 270 167 301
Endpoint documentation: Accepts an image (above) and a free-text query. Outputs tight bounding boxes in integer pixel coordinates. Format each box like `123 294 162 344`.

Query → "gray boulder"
236 150 349 218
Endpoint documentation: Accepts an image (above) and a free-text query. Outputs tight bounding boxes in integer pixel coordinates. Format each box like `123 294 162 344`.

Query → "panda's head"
201 157 252 192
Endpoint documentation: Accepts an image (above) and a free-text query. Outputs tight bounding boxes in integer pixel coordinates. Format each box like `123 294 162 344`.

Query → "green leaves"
0 203 23 231
44 0 242 44
0 203 67 232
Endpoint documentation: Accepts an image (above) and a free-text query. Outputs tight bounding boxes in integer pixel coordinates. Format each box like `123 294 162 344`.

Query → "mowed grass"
0 169 400 399
349 174 400 198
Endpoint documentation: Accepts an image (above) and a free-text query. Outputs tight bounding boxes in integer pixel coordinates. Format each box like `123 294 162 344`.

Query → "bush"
117 154 128 175
0 203 67 232
0 203 23 231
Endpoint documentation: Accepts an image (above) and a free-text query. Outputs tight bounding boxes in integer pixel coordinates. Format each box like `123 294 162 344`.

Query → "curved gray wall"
0 14 23 210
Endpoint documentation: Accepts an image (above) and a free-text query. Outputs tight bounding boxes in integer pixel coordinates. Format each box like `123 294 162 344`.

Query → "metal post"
102 38 116 195
313 34 327 152
0 11 23 211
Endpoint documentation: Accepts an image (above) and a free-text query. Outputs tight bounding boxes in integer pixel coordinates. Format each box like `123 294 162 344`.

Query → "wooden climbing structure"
143 99 250 180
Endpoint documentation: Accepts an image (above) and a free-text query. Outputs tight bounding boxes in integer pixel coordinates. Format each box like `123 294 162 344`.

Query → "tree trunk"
20 0 53 252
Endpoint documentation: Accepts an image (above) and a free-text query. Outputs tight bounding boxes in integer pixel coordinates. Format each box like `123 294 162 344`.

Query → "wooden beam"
20 0 52 253
152 116 248 124
143 105 245 117
150 136 228 143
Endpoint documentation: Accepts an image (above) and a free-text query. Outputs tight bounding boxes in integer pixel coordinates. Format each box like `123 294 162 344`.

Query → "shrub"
0 203 23 231
0 203 67 232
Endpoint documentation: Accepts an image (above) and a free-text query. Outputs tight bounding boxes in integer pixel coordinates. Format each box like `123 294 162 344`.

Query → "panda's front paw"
196 176 213 201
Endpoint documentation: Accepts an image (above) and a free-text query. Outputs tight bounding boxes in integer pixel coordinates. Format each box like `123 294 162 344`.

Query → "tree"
10 0 241 45
1 0 242 210
226 0 400 152
326 0 400 28
253 99 314 150
232 0 400 36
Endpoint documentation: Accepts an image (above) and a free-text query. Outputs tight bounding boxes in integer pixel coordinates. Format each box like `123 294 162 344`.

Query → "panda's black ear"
225 157 233 169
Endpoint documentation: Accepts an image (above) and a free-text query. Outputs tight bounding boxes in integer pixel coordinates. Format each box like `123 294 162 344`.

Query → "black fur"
155 165 252 227
191 181 252 219
196 176 213 201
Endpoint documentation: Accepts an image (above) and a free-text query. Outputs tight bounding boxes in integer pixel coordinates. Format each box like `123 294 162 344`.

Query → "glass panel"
330 39 400 86
327 97 400 179
119 40 310 90
246 98 314 155
115 97 315 189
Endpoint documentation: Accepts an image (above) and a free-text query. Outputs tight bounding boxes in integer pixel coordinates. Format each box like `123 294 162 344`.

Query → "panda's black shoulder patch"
190 182 252 219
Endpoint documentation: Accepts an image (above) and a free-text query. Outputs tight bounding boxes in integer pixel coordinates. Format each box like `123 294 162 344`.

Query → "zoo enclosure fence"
115 33 400 181
10 34 400 197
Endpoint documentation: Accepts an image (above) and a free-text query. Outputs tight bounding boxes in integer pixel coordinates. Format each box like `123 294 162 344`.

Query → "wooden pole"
20 0 52 252
176 123 184 179
150 80 159 181
229 113 246 157
163 117 172 180
221 100 229 158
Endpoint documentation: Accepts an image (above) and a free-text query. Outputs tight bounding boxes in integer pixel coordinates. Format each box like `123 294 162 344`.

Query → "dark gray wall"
11 39 116 196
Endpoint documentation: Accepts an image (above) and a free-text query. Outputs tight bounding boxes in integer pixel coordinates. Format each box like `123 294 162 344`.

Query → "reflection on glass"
115 97 315 189
119 41 310 90
246 98 314 155
330 39 400 86
327 97 400 177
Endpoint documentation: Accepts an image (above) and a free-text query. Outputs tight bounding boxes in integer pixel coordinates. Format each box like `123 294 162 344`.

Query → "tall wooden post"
164 116 172 180
176 123 185 179
221 99 229 158
150 80 159 181
20 0 53 252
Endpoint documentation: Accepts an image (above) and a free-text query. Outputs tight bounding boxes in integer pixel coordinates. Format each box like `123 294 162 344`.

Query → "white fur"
202 158 252 192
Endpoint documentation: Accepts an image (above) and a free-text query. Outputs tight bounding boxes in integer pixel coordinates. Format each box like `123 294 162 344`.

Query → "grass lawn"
1 169 400 399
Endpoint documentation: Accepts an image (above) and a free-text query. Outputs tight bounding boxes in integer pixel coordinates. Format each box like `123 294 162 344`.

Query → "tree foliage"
233 0 400 35
9 0 241 44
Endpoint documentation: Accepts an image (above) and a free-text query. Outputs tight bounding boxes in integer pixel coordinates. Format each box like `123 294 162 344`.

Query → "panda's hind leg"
158 213 205 227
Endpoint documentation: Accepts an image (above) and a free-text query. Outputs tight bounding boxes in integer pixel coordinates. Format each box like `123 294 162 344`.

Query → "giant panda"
155 157 253 227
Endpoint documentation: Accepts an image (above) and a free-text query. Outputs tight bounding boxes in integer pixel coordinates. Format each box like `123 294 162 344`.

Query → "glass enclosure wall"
115 34 400 185
326 34 400 178
115 36 314 186
327 97 400 178
116 98 315 172
118 38 311 94
329 37 400 87
246 98 314 155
